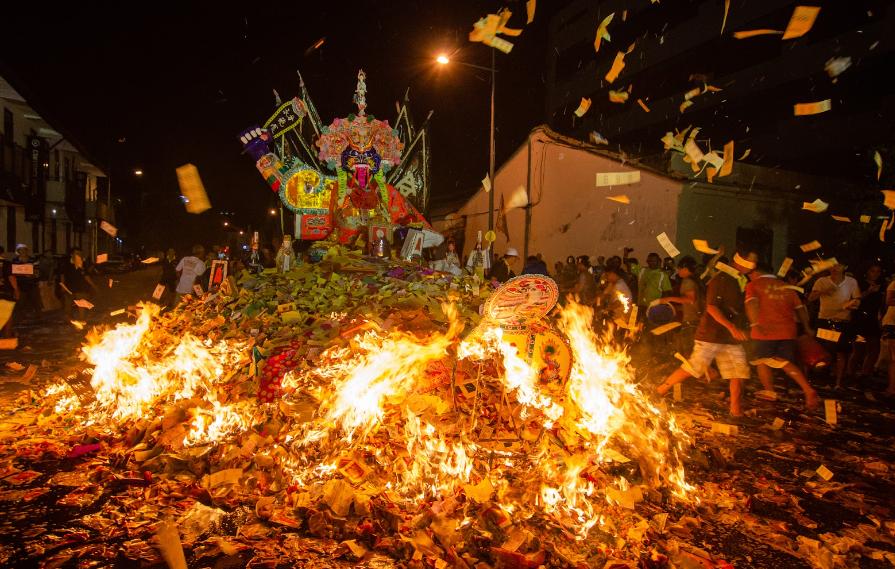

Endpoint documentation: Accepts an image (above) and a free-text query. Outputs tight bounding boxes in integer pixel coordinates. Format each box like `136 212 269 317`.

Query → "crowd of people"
474 242 895 418
0 244 98 339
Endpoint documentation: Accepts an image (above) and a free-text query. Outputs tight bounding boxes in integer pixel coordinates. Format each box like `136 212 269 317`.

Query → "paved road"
0 267 162 403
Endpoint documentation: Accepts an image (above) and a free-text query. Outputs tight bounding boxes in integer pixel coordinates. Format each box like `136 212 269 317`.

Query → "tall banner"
25 136 47 222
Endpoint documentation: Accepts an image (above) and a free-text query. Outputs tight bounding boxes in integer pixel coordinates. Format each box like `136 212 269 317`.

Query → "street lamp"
269 208 277 216
133 169 143 176
435 51 497 234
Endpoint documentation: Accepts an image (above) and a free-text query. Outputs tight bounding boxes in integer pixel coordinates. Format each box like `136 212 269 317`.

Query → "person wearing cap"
808 262 860 389
657 250 755 417
490 247 519 283
744 258 820 410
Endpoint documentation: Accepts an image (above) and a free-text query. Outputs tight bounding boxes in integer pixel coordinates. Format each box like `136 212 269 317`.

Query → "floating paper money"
782 6 821 40
860 215 871 223
830 215 851 222
609 89 629 103
637 98 650 112
152 284 166 300
825 56 852 79
776 257 793 277
799 240 822 252
874 151 883 181
816 464 834 481
882 190 895 209
733 29 783 39
110 309 126 316
142 257 160 264
605 51 626 83
0 300 13 330
574 97 592 117
526 0 536 23
606 195 630 204
469 9 520 54
651 321 681 335
794 99 831 116
679 100 694 113
656 232 680 257
802 198 829 213
715 262 741 279
809 257 838 275
100 220 118 237
674 353 699 377
719 140 734 177
482 174 492 192
73 299 94 310
596 171 640 186
692 239 718 255
593 12 614 52
176 163 212 214
817 328 842 343
739 148 751 160
824 400 837 425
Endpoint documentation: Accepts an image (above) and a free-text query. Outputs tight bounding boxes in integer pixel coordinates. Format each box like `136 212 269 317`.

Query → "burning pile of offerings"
19 247 696 568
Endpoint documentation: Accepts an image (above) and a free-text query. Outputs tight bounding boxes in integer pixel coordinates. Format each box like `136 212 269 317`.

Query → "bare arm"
706 304 747 341
744 297 760 328
9 275 19 301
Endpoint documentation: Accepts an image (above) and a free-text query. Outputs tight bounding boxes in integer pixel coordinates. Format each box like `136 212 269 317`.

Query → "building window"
3 108 12 141
54 149 60 180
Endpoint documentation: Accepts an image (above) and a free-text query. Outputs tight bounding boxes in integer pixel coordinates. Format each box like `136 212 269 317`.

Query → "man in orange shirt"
745 260 820 410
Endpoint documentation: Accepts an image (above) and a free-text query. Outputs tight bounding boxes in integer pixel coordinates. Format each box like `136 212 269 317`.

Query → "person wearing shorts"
808 263 860 388
657 251 754 417
745 264 819 410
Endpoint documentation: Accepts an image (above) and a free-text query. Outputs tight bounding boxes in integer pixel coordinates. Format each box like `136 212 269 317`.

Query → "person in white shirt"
175 245 207 301
808 263 861 388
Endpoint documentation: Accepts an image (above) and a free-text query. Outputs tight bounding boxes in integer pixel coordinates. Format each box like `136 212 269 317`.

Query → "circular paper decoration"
484 275 559 327
501 322 572 385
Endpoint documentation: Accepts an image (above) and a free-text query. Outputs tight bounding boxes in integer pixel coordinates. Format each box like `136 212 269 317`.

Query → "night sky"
0 0 565 250
3 1 894 252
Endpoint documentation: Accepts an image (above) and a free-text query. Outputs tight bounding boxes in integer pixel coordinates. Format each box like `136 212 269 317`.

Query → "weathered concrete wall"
455 129 683 267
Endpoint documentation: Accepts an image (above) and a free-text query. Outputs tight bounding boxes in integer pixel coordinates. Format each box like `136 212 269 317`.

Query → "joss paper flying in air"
825 57 852 79
606 195 630 204
605 52 626 83
100 220 117 237
830 215 851 222
608 89 629 103
882 190 895 209
692 240 718 255
594 13 614 53
800 240 822 252
656 232 680 257
574 97 591 117
776 257 793 277
526 0 535 23
782 6 821 40
794 100 831 116
482 174 492 192
734 29 783 39
874 151 883 181
176 164 212 214
802 199 829 213
637 99 650 112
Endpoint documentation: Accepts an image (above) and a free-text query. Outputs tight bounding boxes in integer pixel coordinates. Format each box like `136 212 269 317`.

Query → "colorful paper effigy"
239 70 430 242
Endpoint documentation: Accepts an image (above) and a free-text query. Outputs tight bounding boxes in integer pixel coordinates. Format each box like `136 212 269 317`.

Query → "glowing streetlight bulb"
134 169 143 176
436 54 450 65
223 221 229 227
269 208 277 215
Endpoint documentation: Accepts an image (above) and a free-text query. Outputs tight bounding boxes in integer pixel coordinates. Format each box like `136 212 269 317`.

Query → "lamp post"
436 52 496 233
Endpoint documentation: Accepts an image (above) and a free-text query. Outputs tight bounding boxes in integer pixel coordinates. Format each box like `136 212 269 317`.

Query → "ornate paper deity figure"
239 70 432 243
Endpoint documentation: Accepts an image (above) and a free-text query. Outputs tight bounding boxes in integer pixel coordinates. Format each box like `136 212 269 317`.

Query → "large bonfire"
40 247 695 567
